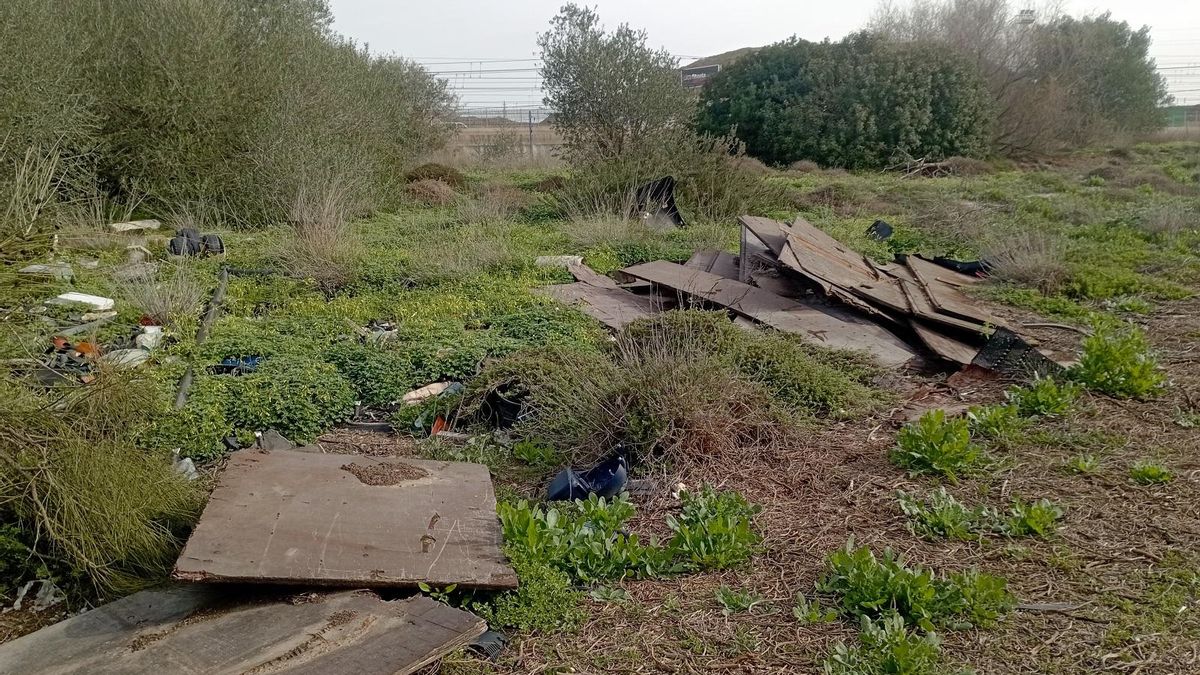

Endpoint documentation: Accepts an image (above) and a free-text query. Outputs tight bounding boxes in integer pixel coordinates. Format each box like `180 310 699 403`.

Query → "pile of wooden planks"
536 214 1050 372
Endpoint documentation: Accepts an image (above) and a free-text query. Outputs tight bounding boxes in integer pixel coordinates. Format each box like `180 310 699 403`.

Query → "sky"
328 0 1200 109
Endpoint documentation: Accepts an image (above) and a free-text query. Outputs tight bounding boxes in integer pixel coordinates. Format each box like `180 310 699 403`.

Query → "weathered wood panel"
535 282 661 330
0 589 484 675
174 452 517 589
566 262 620 289
912 322 980 365
905 255 1003 328
621 261 915 367
685 249 740 280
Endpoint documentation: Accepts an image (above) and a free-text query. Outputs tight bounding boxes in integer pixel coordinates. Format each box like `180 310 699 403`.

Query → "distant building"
1164 104 1200 127
680 47 760 89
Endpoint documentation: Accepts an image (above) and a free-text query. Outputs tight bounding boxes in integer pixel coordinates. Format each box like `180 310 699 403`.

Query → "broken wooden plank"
0 588 484 675
781 235 910 314
905 255 1004 327
884 263 993 335
621 261 916 367
174 451 517 589
535 282 661 330
738 215 787 257
685 249 740 280
566 262 620 289
912 321 980 365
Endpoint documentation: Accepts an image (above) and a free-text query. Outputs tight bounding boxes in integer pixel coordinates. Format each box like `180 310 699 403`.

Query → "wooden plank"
905 255 1004 327
0 589 484 675
738 215 787 257
174 452 517 590
566 262 620 289
912 322 980 365
884 264 992 335
782 234 910 314
621 261 916 367
685 249 740 280
535 282 660 330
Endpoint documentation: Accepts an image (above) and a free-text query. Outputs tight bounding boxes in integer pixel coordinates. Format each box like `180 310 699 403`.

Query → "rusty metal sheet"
0 588 484 675
174 451 517 589
535 282 661 330
685 249 740 280
905 255 1004 328
621 261 916 367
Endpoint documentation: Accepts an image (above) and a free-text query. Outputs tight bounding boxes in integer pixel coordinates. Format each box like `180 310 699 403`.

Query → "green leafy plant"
896 489 994 541
474 551 586 632
967 404 1025 446
890 410 982 482
818 542 1013 631
715 585 765 615
823 614 943 675
1066 453 1100 474
1069 319 1166 398
793 592 838 624
1130 461 1173 485
589 585 631 603
417 582 458 604
1007 377 1081 418
1003 498 1064 537
666 486 762 572
512 439 561 468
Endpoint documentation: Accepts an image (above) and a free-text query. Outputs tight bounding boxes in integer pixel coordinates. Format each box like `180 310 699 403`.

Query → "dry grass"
1138 203 1196 237
121 261 206 328
404 162 466 188
982 230 1070 293
788 159 822 173
274 180 363 293
560 217 655 248
405 178 456 207
455 183 532 224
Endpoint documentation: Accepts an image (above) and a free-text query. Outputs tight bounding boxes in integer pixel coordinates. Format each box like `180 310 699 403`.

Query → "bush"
1006 377 1081 417
404 163 466 188
981 231 1070 294
1129 461 1172 485
475 550 586 632
122 262 207 328
274 181 364 293
226 358 356 443
1069 319 1165 399
823 614 943 675
697 34 994 169
406 179 456 206
818 543 1013 631
891 410 981 481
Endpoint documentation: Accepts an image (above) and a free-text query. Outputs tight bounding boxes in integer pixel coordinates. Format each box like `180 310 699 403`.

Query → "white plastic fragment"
10 580 66 612
109 219 161 233
172 449 200 481
19 263 73 281
46 292 115 311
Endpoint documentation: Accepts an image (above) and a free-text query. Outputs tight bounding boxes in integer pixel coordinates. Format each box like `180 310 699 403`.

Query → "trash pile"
541 214 1063 376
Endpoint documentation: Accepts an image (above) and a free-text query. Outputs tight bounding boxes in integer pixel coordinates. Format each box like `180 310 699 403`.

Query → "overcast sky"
328 0 1200 107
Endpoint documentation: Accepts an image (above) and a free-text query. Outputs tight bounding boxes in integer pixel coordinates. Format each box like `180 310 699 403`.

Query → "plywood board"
566 262 620 289
884 264 992 336
685 249 740 280
536 282 660 330
621 261 915 367
905 255 1003 327
738 215 787 257
912 322 980 365
174 451 517 589
782 235 910 314
0 588 484 675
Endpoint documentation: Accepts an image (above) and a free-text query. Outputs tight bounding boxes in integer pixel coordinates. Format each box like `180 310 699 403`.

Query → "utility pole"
528 110 534 158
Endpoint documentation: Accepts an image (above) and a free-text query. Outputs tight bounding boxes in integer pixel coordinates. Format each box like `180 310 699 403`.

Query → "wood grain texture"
535 282 662 330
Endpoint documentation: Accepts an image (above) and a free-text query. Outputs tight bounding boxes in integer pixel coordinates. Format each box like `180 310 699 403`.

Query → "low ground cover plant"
898 490 1064 540
823 614 944 675
1130 461 1173 485
1069 318 1166 398
1007 377 1081 418
890 410 981 481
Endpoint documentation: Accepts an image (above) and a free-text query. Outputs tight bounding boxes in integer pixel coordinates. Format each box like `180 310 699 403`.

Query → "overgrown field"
2 142 1198 673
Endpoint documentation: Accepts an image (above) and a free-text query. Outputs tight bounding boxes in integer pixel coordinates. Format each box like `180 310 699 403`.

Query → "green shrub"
1004 499 1064 537
818 543 1013 631
1066 453 1100 474
1069 319 1166 398
1130 461 1173 485
325 342 418 407
475 550 586 632
512 439 562 468
715 585 765 615
226 358 356 442
890 410 982 481
823 615 943 675
1007 377 1081 418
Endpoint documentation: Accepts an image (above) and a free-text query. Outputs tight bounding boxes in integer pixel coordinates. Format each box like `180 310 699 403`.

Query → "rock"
19 263 73 281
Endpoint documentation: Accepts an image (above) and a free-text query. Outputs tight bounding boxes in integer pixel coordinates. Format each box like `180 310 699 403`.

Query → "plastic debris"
109 219 161 233
19 263 73 281
100 348 151 369
866 219 894 240
172 449 200 481
402 381 463 406
135 325 164 350
546 450 628 501
46 292 115 311
10 580 66 612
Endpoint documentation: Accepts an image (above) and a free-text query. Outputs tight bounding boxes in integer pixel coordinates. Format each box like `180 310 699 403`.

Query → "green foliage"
897 489 993 541
823 615 943 675
497 487 760 585
512 439 562 468
405 163 466 188
1066 453 1100 474
1069 319 1166 399
1007 377 1081 418
1129 461 1173 485
818 543 1013 631
1004 499 1064 538
226 358 356 443
698 34 994 169
715 585 765 615
589 585 631 603
967 404 1025 446
475 550 586 632
891 410 981 481
0 523 42 599
793 592 839 625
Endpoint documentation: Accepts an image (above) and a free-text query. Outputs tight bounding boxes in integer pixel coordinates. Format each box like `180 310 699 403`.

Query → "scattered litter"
255 429 297 451
631 175 685 229
174 450 517 589
126 244 154 263
866 219 894 241
210 355 261 375
114 261 158 282
135 325 164 350
167 228 224 257
172 449 200 481
78 257 100 269
81 310 118 322
566 261 620 289
9 580 66 612
19 263 73 281
46 292 115 311
433 430 473 445
930 256 985 276
547 450 628 501
109 218 160 233
100 348 151 369
684 249 739 280
468 630 509 661
0 587 486 675
402 381 460 405
534 255 583 267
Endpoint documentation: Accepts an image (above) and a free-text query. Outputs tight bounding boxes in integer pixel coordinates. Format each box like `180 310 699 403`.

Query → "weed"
890 410 982 482
1007 377 1081 418
1066 454 1101 474
793 592 838 624
1130 461 1173 485
897 489 994 541
715 585 765 615
512 439 562 468
1004 499 1064 537
224 358 356 443
1069 318 1166 399
121 262 207 329
417 582 458 604
818 542 1013 630
474 550 585 632
982 231 1070 294
275 180 364 293
823 615 943 675
967 404 1025 447
589 585 631 603
1138 203 1195 237
666 486 762 572
406 179 456 206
